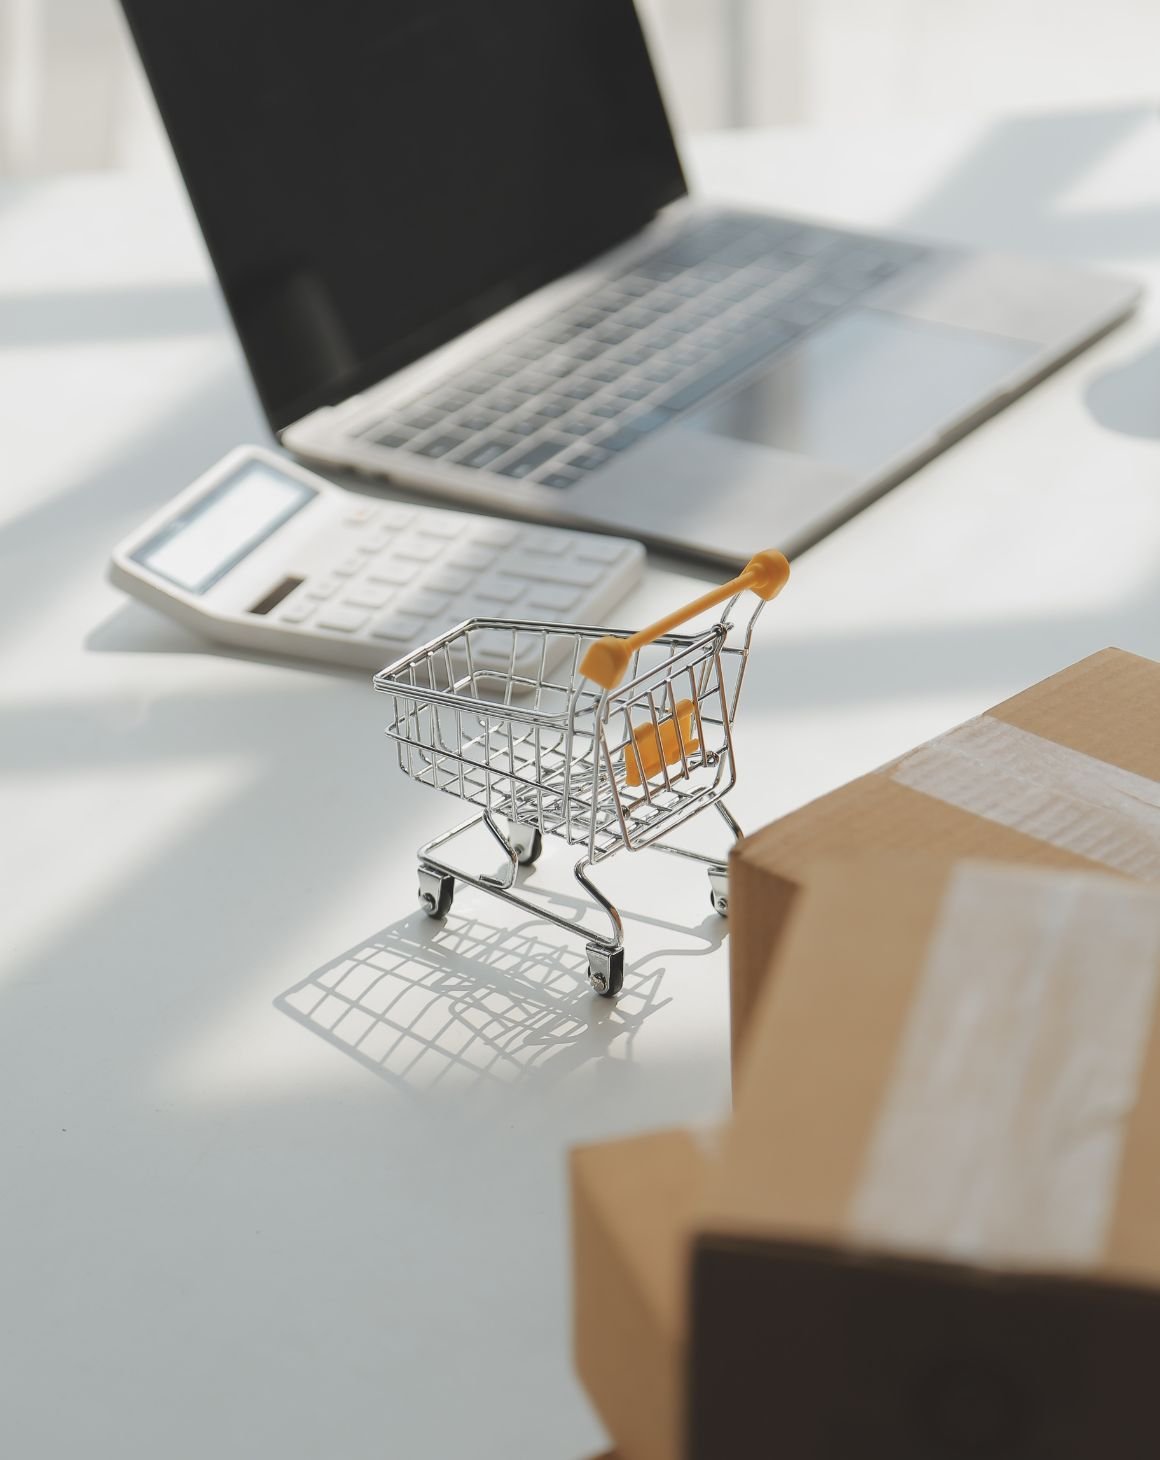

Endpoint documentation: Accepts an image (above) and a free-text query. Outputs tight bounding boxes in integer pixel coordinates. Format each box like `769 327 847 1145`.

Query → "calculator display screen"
132 462 315 594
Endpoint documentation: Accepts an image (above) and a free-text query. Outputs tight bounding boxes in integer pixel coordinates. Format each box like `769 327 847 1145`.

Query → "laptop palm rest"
685 308 1035 472
575 308 1035 561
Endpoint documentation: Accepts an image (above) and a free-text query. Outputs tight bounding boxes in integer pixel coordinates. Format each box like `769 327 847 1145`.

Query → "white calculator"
108 446 646 672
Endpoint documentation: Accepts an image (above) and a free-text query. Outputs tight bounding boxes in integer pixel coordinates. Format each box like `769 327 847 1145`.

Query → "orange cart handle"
579 548 789 690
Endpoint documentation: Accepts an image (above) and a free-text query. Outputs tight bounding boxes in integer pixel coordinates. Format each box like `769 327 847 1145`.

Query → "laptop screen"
120 0 686 433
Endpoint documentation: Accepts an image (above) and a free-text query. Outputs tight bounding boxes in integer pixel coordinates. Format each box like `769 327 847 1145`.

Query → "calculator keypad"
269 501 641 670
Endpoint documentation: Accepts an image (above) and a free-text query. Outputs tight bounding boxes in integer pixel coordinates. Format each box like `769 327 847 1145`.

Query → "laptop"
119 0 1139 566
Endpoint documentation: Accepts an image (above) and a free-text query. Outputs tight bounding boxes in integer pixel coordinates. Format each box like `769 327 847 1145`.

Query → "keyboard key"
540 471 580 489
427 389 471 413
457 408 497 432
566 449 610 472
655 335 780 416
560 377 600 401
495 439 567 479
399 409 442 431
332 555 363 576
415 431 468 458
457 438 514 469
315 605 370 633
599 408 673 452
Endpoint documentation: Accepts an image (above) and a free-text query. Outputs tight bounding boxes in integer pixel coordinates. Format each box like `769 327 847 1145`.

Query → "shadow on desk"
275 886 722 1098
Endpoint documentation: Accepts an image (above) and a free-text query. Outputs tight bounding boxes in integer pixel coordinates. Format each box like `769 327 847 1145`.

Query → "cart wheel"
507 822 543 867
708 867 729 918
586 945 624 998
710 889 729 917
418 867 454 919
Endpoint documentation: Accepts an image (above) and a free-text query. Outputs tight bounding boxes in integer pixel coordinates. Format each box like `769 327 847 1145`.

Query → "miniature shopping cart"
372 549 789 997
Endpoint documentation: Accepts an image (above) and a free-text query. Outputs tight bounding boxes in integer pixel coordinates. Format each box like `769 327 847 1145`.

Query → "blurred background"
2 0 1159 176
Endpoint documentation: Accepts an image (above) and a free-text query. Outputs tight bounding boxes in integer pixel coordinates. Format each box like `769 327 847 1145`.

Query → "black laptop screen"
120 0 686 432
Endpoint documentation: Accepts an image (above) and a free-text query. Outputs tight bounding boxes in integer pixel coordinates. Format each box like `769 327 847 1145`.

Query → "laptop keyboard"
355 210 927 489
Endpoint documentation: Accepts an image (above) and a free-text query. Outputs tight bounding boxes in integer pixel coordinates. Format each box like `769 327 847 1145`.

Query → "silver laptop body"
122 0 1138 566
286 202 1137 564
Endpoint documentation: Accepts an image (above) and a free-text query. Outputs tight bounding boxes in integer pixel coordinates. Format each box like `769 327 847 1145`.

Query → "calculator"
108 446 646 672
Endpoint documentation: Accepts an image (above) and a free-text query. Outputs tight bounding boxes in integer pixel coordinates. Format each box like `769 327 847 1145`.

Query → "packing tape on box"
849 862 1160 1265
889 716 1160 879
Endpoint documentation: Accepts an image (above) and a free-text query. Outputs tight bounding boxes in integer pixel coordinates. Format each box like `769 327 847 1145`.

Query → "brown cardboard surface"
692 856 1160 1459
571 1130 704 1460
728 648 1160 1063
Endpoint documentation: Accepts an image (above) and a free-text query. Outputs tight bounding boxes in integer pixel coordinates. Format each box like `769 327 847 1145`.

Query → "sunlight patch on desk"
0 756 251 976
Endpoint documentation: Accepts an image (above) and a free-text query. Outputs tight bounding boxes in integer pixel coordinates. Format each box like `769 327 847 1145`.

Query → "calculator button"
394 536 443 564
523 529 572 557
471 629 518 661
475 575 524 605
379 505 416 530
415 514 464 540
501 554 603 588
402 588 453 619
304 575 342 599
343 501 379 526
342 583 394 610
314 605 371 633
357 526 394 554
446 544 493 572
472 522 520 548
370 610 429 643
333 555 363 576
277 601 314 625
526 583 582 612
575 537 629 564
425 566 473 595
367 559 421 587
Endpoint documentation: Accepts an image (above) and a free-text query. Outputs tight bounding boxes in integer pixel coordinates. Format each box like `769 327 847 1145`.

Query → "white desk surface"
2 109 1159 1458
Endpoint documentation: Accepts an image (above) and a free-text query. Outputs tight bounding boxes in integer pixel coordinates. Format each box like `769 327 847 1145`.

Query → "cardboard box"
571 1129 704 1460
729 647 1160 1062
690 856 1160 1459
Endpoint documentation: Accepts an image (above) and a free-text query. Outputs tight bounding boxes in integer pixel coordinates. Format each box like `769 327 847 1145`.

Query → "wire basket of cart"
372 549 789 996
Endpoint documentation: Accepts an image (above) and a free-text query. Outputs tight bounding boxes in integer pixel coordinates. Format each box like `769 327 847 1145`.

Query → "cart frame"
372 550 788 996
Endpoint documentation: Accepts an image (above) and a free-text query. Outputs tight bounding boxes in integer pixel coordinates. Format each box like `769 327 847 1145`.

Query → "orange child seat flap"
625 698 700 786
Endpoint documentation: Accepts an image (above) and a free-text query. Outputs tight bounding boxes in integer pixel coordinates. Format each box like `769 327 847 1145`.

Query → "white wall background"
2 0 1159 175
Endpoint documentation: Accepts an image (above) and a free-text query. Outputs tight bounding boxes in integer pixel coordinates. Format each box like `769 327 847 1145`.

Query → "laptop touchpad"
684 308 1035 473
